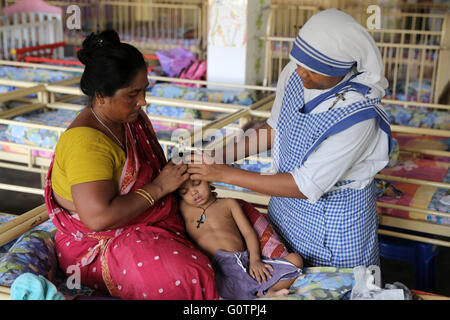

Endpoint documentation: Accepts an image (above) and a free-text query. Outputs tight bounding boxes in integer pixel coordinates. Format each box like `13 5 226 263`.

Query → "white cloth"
267 61 389 203
289 8 388 99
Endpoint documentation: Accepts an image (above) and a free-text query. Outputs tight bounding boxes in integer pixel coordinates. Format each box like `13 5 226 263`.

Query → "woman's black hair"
77 30 147 104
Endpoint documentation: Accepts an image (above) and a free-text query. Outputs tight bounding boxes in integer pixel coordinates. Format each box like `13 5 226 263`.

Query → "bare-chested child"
178 179 303 300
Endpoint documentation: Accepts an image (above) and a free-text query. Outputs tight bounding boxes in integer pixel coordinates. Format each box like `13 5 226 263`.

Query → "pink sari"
45 111 218 300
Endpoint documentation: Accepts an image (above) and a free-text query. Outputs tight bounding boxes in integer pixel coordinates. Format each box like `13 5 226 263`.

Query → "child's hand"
249 259 274 284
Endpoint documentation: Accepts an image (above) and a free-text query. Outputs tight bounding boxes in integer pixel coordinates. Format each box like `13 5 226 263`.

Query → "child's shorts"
211 249 302 300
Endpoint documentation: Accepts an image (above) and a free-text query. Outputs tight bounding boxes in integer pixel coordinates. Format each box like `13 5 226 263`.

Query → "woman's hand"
151 161 189 196
249 259 274 284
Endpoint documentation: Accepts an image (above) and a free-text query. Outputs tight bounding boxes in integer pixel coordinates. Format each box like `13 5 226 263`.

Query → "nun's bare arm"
187 162 306 199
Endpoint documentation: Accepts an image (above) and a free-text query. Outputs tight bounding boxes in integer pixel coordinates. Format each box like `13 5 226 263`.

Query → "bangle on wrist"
135 188 155 207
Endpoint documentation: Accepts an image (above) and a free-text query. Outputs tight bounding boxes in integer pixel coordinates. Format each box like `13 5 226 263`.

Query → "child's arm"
228 199 274 283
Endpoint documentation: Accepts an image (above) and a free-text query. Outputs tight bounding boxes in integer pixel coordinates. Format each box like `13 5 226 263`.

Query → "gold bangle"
135 189 155 207
135 190 154 207
137 188 155 205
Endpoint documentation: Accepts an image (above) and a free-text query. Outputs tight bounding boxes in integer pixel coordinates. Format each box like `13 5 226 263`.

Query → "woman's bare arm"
71 161 189 232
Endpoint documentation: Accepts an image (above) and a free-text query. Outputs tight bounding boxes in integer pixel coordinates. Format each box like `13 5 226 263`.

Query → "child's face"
178 179 213 206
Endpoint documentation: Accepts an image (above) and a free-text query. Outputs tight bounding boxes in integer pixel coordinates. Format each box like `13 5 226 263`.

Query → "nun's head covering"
289 8 388 98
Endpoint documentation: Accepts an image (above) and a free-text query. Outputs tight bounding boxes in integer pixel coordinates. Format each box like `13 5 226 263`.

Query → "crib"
4 0 208 58
0 0 64 61
262 0 450 104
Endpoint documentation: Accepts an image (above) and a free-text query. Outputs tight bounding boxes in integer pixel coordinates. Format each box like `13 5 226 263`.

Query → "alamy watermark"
170 121 276 175
64 4 381 31
66 5 81 30
66 264 81 290
366 5 381 30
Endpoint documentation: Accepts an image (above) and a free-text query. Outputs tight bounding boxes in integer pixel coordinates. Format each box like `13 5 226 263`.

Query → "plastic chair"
379 235 439 291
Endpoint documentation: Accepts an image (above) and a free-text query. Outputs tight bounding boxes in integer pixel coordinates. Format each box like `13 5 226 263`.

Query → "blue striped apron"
269 70 393 268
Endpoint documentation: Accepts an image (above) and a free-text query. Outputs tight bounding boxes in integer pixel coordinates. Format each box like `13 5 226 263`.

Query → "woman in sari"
45 30 218 300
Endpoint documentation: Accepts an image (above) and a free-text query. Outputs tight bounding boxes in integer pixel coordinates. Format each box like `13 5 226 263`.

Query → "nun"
186 9 393 268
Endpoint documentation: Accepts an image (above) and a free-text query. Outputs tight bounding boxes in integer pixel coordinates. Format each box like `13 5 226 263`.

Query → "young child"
178 179 303 300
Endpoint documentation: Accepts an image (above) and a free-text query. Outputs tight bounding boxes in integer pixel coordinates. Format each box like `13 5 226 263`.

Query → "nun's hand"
185 150 227 183
183 149 216 165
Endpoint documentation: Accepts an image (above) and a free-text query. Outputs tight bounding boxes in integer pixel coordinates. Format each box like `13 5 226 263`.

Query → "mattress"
377 156 450 225
0 65 79 86
0 65 80 108
384 104 449 130
147 82 260 120
385 80 433 104
0 109 78 158
394 133 450 162
0 108 196 159
0 213 56 255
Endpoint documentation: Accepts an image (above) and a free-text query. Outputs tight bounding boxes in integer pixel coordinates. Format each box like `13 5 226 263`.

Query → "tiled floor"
1 167 449 297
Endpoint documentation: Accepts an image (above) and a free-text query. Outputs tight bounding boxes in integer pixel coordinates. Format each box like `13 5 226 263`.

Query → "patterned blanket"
378 157 450 225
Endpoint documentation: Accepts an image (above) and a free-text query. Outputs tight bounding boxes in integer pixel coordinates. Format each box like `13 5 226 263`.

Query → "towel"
11 273 65 300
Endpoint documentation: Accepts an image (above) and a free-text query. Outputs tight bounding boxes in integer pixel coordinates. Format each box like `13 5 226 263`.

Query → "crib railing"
4 0 208 58
0 16 63 60
262 4 450 105
1 60 448 248
0 59 274 196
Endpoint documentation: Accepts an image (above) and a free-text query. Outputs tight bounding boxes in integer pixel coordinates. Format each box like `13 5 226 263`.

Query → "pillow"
237 199 289 259
0 230 58 287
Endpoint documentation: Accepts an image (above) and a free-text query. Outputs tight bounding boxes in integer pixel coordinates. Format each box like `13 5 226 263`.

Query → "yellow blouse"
51 127 126 201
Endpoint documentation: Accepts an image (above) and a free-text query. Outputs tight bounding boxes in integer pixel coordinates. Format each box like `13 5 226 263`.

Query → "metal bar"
375 174 450 189
390 125 450 137
0 183 44 196
378 229 450 248
377 201 450 218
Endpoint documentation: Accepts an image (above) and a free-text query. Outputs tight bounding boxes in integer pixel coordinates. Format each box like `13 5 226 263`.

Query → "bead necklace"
91 108 125 149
